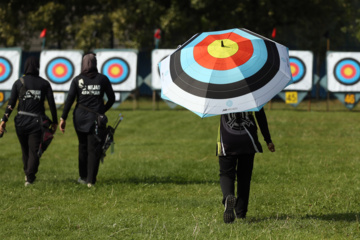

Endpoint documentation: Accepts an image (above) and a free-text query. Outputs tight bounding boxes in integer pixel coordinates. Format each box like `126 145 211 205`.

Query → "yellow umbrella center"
207 39 239 58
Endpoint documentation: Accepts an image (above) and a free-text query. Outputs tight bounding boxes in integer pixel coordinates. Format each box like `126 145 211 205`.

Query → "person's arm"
255 108 275 152
45 82 58 132
103 77 115 113
59 80 77 133
0 81 19 134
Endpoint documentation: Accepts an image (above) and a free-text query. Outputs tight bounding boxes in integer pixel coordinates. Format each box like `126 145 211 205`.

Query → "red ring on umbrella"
193 33 253 70
52 63 68 78
340 64 356 79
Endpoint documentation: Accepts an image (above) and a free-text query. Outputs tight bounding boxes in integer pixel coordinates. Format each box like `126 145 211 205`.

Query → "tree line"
0 0 359 55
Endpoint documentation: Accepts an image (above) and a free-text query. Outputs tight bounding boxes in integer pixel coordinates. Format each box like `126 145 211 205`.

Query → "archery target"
327 52 360 92
152 49 175 90
0 48 21 90
45 57 74 84
95 50 137 91
40 50 83 91
284 50 313 91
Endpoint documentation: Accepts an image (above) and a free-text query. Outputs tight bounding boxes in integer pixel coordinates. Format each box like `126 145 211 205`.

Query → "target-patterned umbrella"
159 28 292 117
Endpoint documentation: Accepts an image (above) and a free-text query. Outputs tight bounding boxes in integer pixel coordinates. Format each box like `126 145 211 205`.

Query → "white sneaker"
87 183 93 188
25 181 33 187
77 178 86 184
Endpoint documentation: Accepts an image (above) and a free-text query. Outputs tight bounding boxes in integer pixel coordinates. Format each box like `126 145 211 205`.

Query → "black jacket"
217 108 272 156
61 73 115 132
2 57 57 134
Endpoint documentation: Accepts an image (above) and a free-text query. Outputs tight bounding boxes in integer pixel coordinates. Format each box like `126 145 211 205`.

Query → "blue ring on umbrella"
0 57 13 82
334 58 360 85
101 58 130 84
179 28 268 84
170 33 280 99
45 57 74 84
289 57 306 83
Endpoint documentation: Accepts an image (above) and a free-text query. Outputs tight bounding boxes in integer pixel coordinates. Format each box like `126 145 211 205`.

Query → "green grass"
1 99 360 239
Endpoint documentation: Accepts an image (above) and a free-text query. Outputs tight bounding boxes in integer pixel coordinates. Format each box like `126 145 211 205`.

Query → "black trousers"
76 130 102 184
16 130 42 183
219 153 255 218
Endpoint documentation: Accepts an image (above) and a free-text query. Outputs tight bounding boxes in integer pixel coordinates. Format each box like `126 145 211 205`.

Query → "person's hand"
267 142 275 152
0 121 6 134
51 123 58 133
59 118 66 133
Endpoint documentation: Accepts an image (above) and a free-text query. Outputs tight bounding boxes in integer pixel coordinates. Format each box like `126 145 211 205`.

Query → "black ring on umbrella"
169 40 280 99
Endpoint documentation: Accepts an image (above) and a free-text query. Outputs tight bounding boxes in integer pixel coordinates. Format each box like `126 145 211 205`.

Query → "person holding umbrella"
217 108 275 223
0 56 58 186
59 53 115 188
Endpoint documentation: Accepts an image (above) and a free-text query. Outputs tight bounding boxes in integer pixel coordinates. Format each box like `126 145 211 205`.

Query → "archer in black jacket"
217 109 275 223
59 53 115 187
0 56 58 186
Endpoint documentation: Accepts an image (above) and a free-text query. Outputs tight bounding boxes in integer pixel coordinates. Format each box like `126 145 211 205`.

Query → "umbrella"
159 28 293 118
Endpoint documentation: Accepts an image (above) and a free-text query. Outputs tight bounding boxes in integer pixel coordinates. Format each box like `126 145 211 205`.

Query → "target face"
0 48 21 90
95 50 138 91
284 50 313 91
45 57 74 84
40 50 83 91
0 57 12 83
289 57 306 83
333 58 360 85
101 57 129 84
160 28 292 117
327 52 360 92
152 49 175 90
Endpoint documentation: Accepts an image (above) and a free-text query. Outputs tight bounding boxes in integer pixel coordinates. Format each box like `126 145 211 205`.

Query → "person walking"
59 53 115 188
0 56 58 186
217 108 275 223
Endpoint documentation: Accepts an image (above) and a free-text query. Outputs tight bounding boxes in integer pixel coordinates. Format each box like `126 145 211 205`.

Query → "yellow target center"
0 66 3 74
290 65 296 74
207 39 238 58
344 67 353 76
55 66 65 75
110 66 120 75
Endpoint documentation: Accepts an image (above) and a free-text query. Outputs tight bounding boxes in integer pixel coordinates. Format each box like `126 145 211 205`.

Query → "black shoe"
223 195 236 223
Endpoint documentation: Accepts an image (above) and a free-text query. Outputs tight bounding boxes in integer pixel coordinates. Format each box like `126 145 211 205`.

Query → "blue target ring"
45 57 74 84
289 57 306 83
0 57 13 83
334 58 360 85
101 58 130 84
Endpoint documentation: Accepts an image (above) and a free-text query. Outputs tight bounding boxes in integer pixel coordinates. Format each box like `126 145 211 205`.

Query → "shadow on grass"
246 213 360 223
303 213 360 222
100 175 218 185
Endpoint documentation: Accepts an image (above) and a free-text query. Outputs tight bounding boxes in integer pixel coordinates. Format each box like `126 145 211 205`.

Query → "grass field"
1 99 360 239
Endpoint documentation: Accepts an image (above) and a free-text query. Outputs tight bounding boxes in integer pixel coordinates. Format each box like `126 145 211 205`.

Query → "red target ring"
51 63 68 78
340 64 356 79
107 63 124 78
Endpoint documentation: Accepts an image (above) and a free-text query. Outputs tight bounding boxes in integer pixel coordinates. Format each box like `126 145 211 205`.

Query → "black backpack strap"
19 77 26 99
